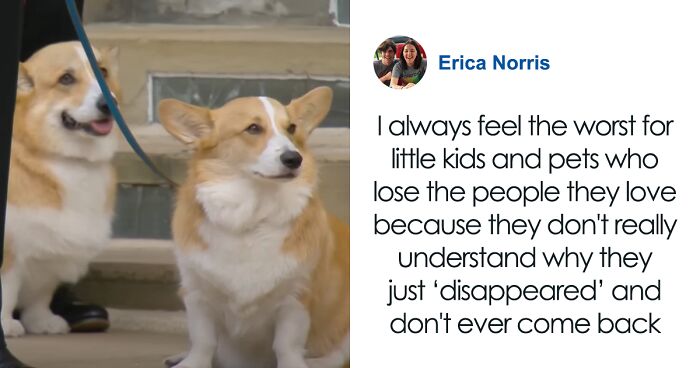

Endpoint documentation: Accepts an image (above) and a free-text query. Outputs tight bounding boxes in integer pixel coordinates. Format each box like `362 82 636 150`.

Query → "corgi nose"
97 96 111 115
280 150 303 169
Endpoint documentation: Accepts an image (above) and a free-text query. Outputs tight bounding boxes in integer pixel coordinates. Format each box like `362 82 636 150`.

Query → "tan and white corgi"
2 41 120 336
159 87 349 368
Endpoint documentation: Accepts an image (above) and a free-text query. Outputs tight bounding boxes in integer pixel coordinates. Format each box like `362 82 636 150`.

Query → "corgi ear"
17 63 33 96
158 99 213 145
100 46 122 101
100 46 120 76
287 86 333 137
104 46 119 60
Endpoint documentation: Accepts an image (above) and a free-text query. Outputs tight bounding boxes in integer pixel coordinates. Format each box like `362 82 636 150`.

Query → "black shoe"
50 285 110 333
0 345 33 368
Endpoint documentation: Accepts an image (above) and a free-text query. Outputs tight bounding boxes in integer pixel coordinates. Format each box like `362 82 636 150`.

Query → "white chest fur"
195 177 311 232
180 223 302 311
6 158 113 263
178 178 312 318
50 158 112 213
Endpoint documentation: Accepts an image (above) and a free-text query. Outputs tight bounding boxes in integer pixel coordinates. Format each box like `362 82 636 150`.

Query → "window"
112 184 174 239
150 74 350 128
330 0 350 26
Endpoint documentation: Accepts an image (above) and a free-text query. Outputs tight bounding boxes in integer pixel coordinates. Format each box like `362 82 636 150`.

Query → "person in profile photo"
374 39 397 86
390 38 427 89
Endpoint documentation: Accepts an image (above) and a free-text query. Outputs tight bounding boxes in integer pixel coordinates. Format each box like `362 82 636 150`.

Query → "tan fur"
1 237 14 273
165 95 325 252
7 137 62 209
161 87 349 366
171 173 208 251
295 208 350 356
5 42 120 217
2 42 120 337
14 44 121 159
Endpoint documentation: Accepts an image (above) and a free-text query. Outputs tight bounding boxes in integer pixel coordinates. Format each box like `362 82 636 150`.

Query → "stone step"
8 329 188 368
108 308 187 335
75 239 183 311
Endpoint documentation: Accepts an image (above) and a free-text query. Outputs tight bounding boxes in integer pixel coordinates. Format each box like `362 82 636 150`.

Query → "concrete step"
8 329 187 368
75 239 183 311
108 308 187 335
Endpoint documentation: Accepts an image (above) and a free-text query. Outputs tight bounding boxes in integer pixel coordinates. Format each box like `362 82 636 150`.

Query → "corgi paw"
2 318 26 337
22 313 70 334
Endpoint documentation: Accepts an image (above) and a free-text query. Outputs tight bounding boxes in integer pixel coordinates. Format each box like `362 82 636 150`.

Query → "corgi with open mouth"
159 87 349 368
2 41 120 336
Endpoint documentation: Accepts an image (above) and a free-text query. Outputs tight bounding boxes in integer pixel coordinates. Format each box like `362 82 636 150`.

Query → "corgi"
159 87 349 368
2 41 120 337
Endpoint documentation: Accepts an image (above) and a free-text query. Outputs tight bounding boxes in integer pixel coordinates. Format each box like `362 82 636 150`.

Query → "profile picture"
373 36 427 89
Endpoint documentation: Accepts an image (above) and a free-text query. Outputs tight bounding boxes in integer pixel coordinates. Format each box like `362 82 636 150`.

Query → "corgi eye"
245 123 262 135
287 124 297 135
100 67 109 78
58 73 76 86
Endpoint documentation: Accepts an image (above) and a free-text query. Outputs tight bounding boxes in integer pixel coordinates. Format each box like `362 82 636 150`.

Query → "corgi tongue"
90 119 114 135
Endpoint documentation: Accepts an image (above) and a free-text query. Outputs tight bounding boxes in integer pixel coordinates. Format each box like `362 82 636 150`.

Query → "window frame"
143 72 349 162
147 72 350 126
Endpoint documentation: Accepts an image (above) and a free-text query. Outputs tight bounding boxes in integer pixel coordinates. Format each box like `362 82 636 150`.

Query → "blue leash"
64 0 177 187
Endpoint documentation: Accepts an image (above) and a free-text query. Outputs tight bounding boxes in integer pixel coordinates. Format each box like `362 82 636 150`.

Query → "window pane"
112 184 174 239
337 0 350 24
151 75 350 127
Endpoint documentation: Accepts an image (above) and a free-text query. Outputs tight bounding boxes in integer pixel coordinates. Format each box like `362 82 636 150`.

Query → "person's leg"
21 0 85 61
0 1 34 367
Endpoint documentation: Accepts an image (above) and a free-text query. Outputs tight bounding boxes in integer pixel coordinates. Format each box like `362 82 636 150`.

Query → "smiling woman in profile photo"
390 38 427 89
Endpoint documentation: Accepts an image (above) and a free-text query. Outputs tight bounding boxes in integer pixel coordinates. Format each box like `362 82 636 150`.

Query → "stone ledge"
116 124 349 161
108 308 187 335
87 23 349 44
7 330 187 368
94 239 176 265
75 239 183 311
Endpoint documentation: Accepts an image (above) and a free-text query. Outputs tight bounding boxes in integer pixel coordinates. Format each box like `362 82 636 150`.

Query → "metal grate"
112 184 174 239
